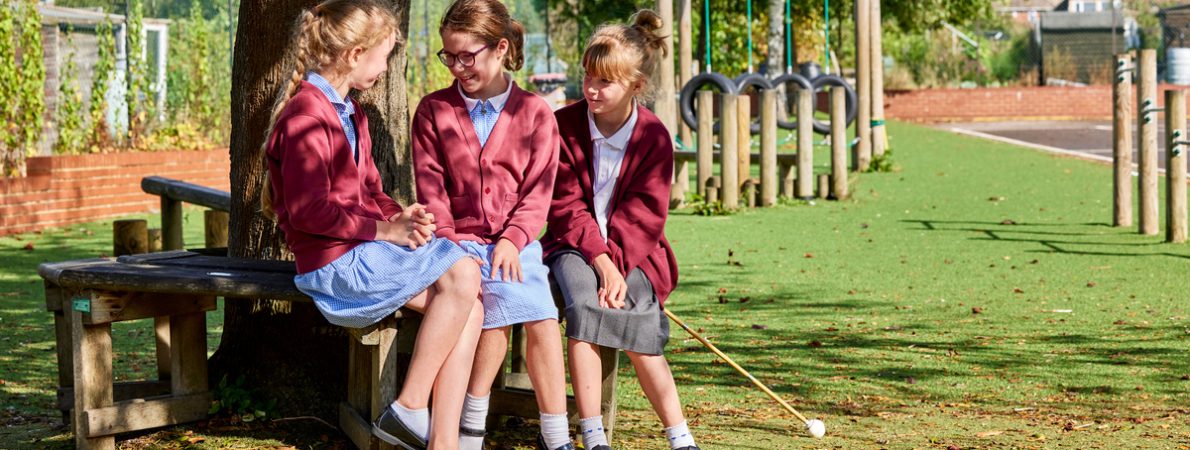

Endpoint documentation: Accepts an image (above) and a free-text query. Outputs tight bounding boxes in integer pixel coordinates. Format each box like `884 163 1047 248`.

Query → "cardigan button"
484 187 491 194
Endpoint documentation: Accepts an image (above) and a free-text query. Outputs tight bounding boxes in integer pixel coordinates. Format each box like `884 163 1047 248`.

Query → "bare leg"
524 319 567 414
426 299 484 449
625 350 686 427
567 338 605 419
398 260 482 408
467 326 511 397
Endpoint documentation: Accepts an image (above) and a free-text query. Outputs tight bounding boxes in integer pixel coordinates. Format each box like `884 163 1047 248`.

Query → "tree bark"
767 0 783 75
213 0 412 419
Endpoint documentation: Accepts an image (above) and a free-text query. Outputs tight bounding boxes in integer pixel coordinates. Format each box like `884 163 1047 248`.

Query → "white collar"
587 101 638 151
459 73 513 113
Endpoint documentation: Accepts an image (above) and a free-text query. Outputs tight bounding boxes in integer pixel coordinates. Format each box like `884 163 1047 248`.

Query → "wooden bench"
43 177 621 449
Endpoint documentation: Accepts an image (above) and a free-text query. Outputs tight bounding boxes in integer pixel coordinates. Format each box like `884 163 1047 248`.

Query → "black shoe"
537 434 576 450
372 407 427 450
588 446 612 450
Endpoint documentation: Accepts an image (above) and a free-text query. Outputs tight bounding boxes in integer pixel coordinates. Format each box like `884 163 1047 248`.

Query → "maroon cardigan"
266 81 403 273
542 100 679 304
412 81 560 251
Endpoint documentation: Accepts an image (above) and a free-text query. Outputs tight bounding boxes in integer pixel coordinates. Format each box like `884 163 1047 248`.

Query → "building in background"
38 4 169 154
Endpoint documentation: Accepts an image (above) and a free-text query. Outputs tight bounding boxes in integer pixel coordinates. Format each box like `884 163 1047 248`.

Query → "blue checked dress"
292 71 469 329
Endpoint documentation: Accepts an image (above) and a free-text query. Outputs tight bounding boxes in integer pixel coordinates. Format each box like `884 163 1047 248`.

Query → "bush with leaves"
55 27 86 154
89 18 116 152
0 4 18 175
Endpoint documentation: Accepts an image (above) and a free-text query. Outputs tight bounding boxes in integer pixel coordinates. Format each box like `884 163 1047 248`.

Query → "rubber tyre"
679 72 737 132
771 73 815 130
733 73 774 134
810 75 857 135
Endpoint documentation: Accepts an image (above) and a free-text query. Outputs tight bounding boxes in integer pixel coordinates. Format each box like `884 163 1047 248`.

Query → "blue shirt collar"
306 71 355 117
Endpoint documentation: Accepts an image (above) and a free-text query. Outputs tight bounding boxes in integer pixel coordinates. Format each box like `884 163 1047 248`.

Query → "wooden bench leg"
599 345 619 443
341 317 400 450
154 317 171 381
72 309 114 450
169 310 208 396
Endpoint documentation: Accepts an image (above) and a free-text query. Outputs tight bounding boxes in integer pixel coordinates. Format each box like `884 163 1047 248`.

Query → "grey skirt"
546 249 669 355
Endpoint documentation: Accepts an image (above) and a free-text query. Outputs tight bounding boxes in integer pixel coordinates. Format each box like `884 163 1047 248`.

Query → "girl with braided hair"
260 1 483 448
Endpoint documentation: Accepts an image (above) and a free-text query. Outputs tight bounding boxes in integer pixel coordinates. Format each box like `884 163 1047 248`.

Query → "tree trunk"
767 0 783 75
212 0 412 419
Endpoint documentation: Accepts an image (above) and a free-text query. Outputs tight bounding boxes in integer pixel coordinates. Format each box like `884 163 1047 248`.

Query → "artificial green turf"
1 121 1187 449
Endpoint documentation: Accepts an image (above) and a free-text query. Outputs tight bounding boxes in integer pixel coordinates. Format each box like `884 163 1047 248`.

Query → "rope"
824 0 831 74
785 0 793 73
704 0 712 73
747 0 753 73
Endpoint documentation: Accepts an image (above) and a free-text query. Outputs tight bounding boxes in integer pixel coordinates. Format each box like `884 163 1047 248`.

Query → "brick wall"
0 149 230 236
883 85 1190 123
883 86 1115 122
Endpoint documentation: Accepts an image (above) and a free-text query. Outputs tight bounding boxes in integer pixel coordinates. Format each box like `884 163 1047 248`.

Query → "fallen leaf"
1000 219 1016 225
751 324 767 330
976 430 1004 438
808 340 823 348
739 297 751 303
1013 288 1024 294
1087 281 1097 287
187 437 206 444
972 307 983 314
804 253 814 258
21 243 34 251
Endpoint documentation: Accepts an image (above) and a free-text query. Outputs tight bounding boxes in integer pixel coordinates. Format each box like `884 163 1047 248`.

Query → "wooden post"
737 95 751 193
161 197 184 251
599 345 619 442
781 162 795 199
655 0 677 134
870 0 886 159
1113 53 1134 228
831 88 849 200
760 89 778 206
706 176 720 204
112 219 148 257
147 228 162 252
678 0 693 150
796 89 814 199
169 310 208 397
203 210 230 248
818 174 831 199
854 0 873 171
696 91 714 197
1137 49 1159 236
72 309 114 450
742 178 758 208
1167 89 1188 243
720 93 739 209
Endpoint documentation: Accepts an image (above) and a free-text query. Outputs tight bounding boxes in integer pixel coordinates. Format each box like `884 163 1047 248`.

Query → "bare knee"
439 259 481 301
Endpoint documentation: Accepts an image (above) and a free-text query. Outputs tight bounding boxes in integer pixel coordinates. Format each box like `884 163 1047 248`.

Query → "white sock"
665 421 696 449
459 393 489 450
540 412 571 449
579 416 609 449
390 400 429 441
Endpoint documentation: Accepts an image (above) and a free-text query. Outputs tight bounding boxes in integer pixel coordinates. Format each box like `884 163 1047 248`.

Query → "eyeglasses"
437 44 490 68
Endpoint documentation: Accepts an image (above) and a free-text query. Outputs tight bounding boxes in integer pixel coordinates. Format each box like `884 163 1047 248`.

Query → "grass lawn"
1 121 1187 449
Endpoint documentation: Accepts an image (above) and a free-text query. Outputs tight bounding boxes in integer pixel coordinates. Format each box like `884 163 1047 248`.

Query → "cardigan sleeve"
363 158 403 220
501 106 560 250
277 114 378 241
411 103 460 243
547 129 612 262
607 126 673 275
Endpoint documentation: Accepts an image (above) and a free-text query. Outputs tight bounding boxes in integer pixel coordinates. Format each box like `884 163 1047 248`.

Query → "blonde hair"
582 10 668 101
439 0 525 71
260 0 399 220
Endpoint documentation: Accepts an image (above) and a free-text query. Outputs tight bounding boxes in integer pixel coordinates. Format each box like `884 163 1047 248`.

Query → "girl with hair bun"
260 0 485 448
412 0 571 449
542 10 700 450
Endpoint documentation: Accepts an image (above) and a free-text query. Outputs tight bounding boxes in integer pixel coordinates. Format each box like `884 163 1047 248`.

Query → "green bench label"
72 298 91 313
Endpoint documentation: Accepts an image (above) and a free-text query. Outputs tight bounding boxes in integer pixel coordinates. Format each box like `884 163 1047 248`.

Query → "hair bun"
631 9 663 33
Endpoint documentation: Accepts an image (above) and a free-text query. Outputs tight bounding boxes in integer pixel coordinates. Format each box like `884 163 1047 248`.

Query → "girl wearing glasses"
411 1 571 449
542 11 700 450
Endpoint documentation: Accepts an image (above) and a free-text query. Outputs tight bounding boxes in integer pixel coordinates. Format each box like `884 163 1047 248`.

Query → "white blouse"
587 103 638 242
